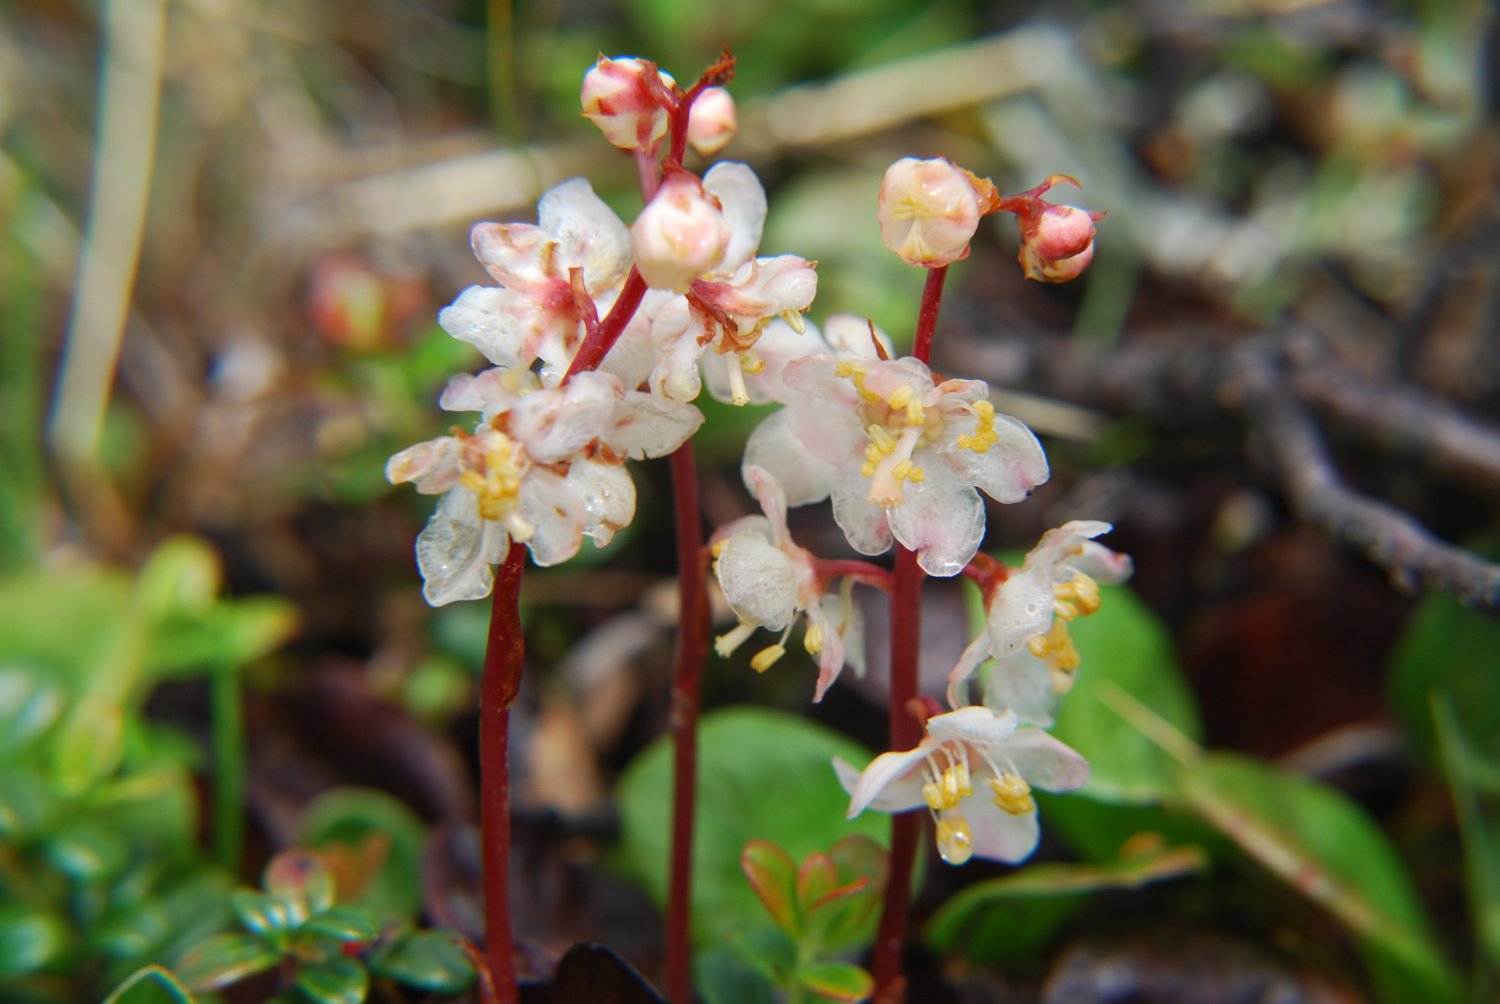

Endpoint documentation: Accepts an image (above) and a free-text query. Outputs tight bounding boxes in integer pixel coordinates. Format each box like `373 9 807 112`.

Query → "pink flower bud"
999 175 1103 283
686 87 737 156
580 56 674 152
877 157 983 268
630 168 731 292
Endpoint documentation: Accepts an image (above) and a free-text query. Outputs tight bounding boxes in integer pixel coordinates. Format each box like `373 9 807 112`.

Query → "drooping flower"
686 86 737 156
946 521 1132 725
631 167 732 293
997 175 1103 284
877 157 999 268
438 178 632 386
742 348 1048 576
580 56 675 153
713 465 865 702
387 370 702 605
835 706 1088 865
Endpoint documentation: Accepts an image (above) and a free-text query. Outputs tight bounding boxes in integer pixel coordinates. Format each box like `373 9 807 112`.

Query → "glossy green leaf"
229 890 293 940
102 965 195 1004
297 956 369 1004
925 842 1206 962
367 931 474 993
1048 586 1202 803
1389 589 1500 764
172 932 281 992
0 668 64 759
0 905 69 978
298 788 427 921
301 905 384 944
1178 753 1458 1003
806 835 886 952
795 853 840 918
794 961 873 1003
616 708 886 944
741 840 800 934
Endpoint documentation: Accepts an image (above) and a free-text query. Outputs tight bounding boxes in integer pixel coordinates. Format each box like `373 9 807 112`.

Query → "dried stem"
480 547 527 1004
665 441 711 1003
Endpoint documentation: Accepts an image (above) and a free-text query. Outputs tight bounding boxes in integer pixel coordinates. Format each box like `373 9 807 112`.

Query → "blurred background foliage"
3 0 1500 1000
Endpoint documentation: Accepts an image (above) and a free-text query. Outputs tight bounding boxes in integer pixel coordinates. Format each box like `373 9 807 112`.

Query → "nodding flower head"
877 157 998 269
999 175 1103 283
631 167 732 293
687 86 737 156
581 56 675 153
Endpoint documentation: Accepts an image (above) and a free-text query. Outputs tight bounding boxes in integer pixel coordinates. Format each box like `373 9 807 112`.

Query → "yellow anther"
886 385 914 410
714 621 757 658
803 619 824 655
750 645 786 673
907 466 925 484
1026 633 1052 659
974 400 995 420
834 360 860 378
944 761 972 802
991 773 1035 816
1053 598 1079 622
865 443 884 464
922 782 946 813
935 815 975 865
891 459 913 481
905 399 925 426
740 350 766 376
782 309 806 334
711 539 728 558
867 424 896 453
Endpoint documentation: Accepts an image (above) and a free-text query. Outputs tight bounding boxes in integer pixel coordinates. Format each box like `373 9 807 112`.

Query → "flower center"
457 427 534 539
1024 572 1102 692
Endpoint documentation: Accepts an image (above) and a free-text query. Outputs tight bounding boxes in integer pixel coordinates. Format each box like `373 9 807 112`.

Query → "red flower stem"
910 265 947 365
564 268 648 381
665 439 710 1004
480 546 528 1004
872 263 947 1002
815 558 895 593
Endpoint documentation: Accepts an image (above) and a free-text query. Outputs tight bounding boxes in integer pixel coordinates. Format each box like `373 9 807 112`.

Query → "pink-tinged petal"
887 460 984 577
781 355 860 407
742 411 838 507
1069 540 1134 585
518 469 585 567
965 797 1041 864
999 729 1090 792
699 255 817 320
743 465 790 546
440 368 533 420
830 465 894 557
1028 520 1110 567
823 314 892 359
510 372 619 463
537 178 632 293
807 604 846 703
944 411 1049 504
710 514 773 548
567 456 636 547
717 532 798 631
416 488 510 606
927 706 1019 746
605 392 704 459
983 650 1061 729
945 631 993 710
386 437 461 494
836 749 931 817
470 222 552 292
703 162 766 273
827 591 867 679
597 314 656 392
438 286 532 369
984 567 1056 657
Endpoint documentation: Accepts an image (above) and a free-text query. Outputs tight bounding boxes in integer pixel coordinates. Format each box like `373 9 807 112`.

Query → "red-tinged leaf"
265 849 335 919
741 840 799 935
174 932 280 992
795 853 839 916
794 961 873 1003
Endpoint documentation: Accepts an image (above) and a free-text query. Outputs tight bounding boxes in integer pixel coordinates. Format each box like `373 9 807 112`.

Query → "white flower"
631 168 731 293
580 56 674 152
646 162 818 405
946 521 1132 725
438 179 632 387
834 706 1088 865
877 157 988 268
743 353 1048 576
712 465 865 702
388 370 703 605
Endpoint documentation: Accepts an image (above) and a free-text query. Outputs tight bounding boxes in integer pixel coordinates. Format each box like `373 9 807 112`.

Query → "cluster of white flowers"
389 53 1123 869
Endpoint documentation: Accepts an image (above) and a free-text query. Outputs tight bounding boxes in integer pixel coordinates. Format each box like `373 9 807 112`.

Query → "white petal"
510 372 618 463
567 457 636 547
807 604 845 703
823 314 893 359
416 488 509 606
716 532 798 630
438 286 530 369
982 650 1060 729
743 465 790 543
887 459 984 577
386 437 461 494
742 411 838 507
838 748 931 817
984 567 1056 657
830 465 894 557
605 392 704 459
927 706 1018 746
966 797 1041 864
538 177 632 293
999 729 1090 792
703 162 766 272
945 411 1050 504
945 631 993 710
518 469 585 567
597 314 656 391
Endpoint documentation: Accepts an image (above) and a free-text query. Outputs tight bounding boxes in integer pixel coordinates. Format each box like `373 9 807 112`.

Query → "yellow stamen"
750 645 786 673
991 773 1035 815
803 619 824 655
935 815 974 865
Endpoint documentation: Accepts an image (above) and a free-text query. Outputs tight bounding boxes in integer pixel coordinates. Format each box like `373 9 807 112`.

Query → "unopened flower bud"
581 56 674 152
1000 175 1103 283
631 168 730 292
687 86 737 156
877 157 985 268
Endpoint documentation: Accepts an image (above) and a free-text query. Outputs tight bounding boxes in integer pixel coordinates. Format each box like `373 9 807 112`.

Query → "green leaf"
102 965 195 1004
296 956 369 1004
0 905 70 978
806 835 887 952
50 692 125 794
741 840 800 934
43 821 129 883
229 890 294 940
616 708 886 945
795 853 840 919
133 537 221 624
1049 587 1202 803
301 905 384 944
264 850 336 920
0 668 65 759
367 931 474 993
1432 697 1500 976
174 932 281 992
298 788 428 921
924 841 1207 962
794 961 874 1003
1389 588 1500 764
1177 753 1458 1003
695 942 778 1004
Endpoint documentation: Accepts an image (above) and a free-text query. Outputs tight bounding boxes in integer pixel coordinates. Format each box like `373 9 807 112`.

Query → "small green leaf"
1389 587 1500 764
43 820 129 882
230 890 294 940
103 965 195 1004
794 853 840 918
1433 697 1500 973
794 961 873 1003
695 942 778 1004
0 905 69 978
50 692 125 793
0 668 64 758
925 841 1207 962
301 905 384 944
368 931 474 993
297 956 369 1004
1178 753 1458 1003
173 932 281 992
741 840 800 934
808 835 887 952
134 537 221 623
